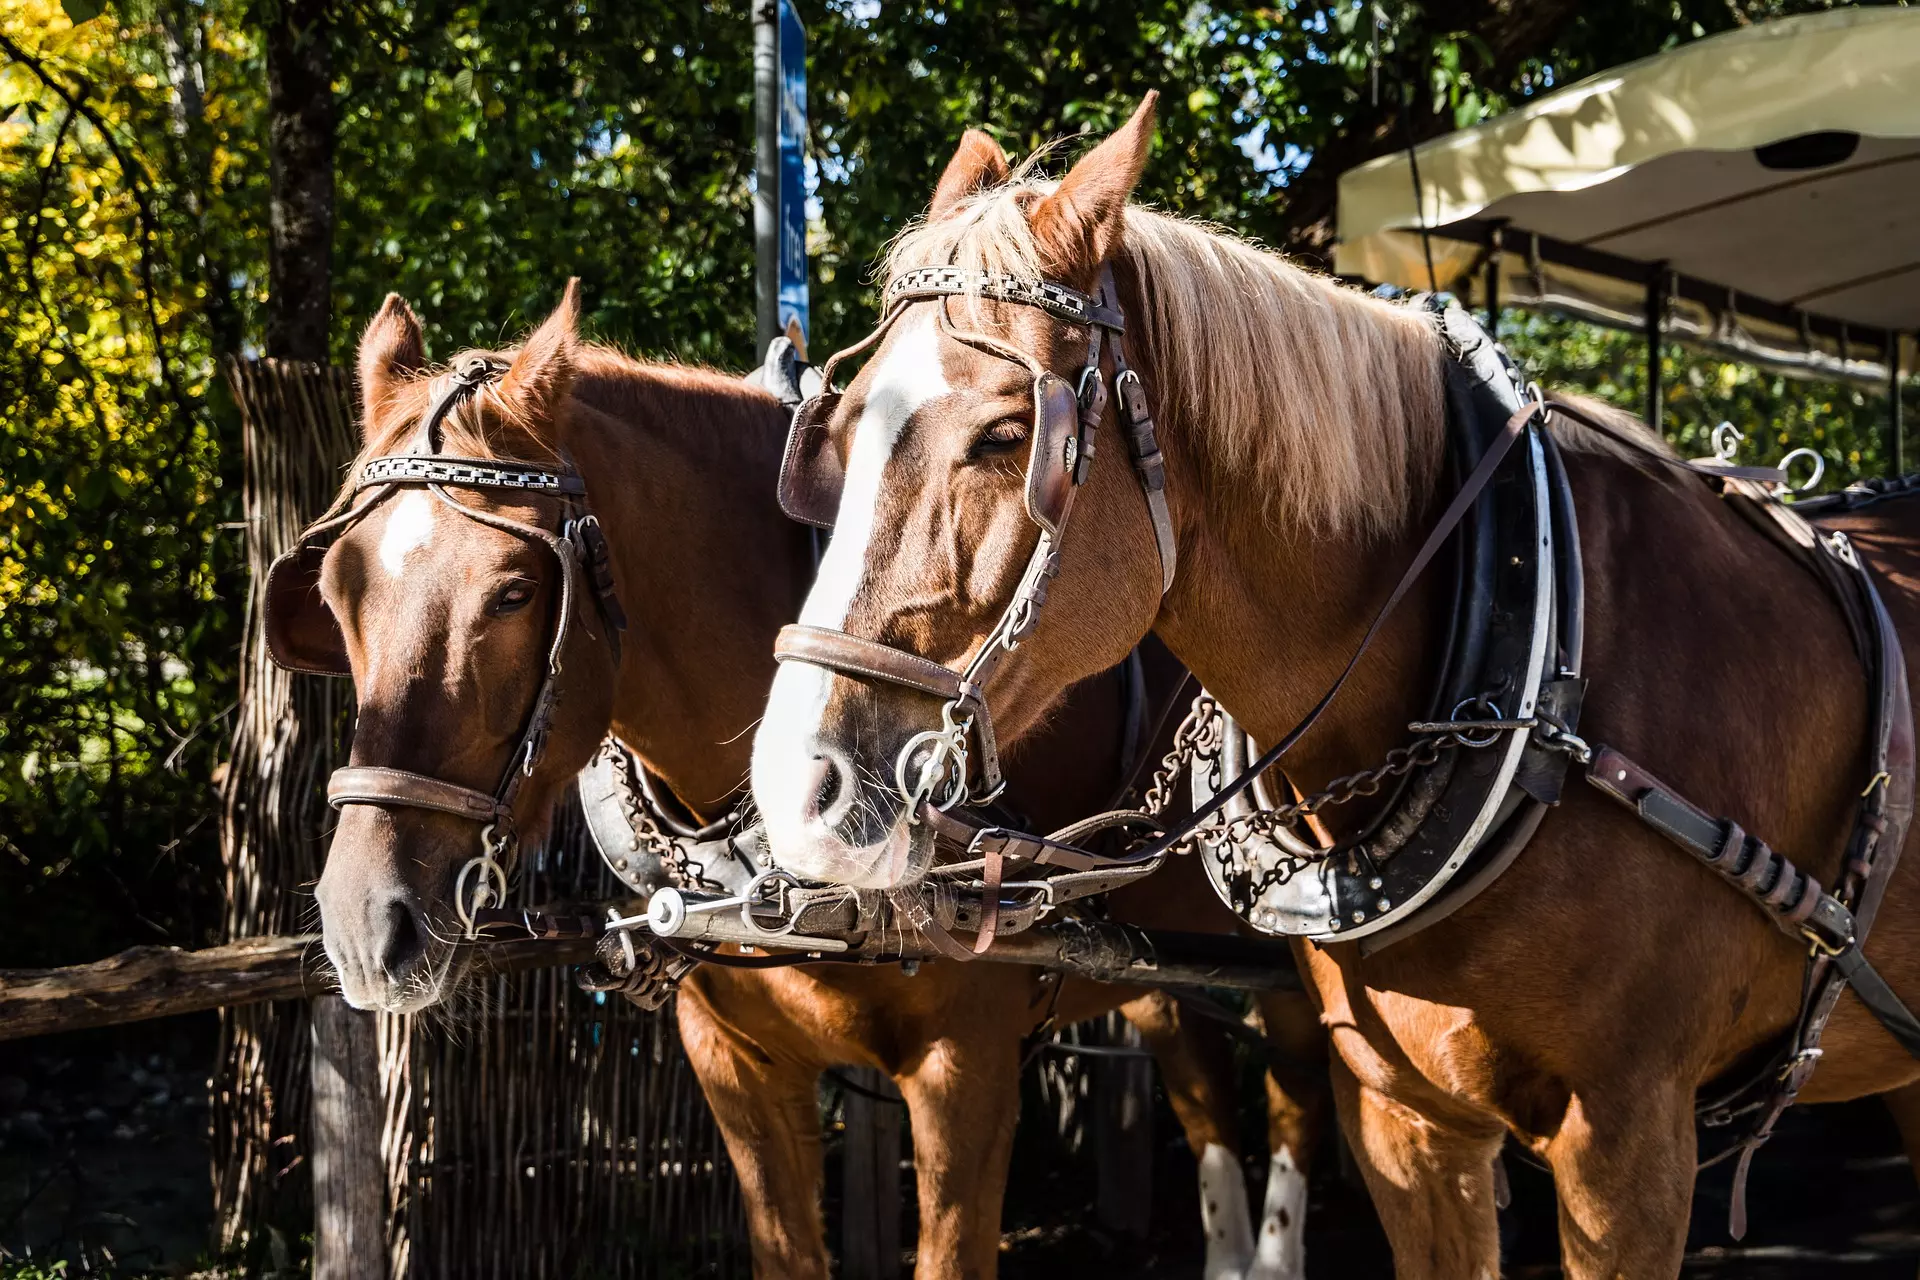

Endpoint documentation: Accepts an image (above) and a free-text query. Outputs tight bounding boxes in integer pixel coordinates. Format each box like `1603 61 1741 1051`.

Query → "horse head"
306 284 622 1012
751 96 1171 889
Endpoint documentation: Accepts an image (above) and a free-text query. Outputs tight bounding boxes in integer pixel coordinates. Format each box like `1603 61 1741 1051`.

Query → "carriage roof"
1334 7 1920 386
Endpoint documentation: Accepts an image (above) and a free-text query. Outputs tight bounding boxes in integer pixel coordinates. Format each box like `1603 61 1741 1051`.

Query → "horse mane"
351 342 781 480
882 170 1449 537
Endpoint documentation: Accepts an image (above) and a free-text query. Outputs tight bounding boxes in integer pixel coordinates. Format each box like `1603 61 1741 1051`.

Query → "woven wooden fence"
218 359 746 1278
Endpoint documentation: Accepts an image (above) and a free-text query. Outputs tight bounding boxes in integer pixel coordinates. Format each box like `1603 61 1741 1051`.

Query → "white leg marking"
1247 1145 1307 1280
1199 1142 1254 1280
378 489 437 578
753 313 950 878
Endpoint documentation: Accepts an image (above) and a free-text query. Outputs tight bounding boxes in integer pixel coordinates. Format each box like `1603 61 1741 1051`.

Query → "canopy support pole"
1893 330 1907 478
1485 246 1501 341
1646 266 1668 434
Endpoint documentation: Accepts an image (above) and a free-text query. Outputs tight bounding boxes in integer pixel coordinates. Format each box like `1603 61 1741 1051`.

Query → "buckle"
1778 1046 1823 1082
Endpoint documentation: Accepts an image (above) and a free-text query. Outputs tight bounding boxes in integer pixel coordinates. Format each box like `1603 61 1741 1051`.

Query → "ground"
5 1016 1918 1277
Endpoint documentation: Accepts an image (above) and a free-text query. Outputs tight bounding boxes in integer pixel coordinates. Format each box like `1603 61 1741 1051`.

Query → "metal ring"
454 852 509 941
736 869 804 938
1779 447 1826 493
1450 697 1506 749
895 727 969 816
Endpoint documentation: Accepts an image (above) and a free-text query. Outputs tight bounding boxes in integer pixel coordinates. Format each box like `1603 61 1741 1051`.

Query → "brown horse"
747 96 1920 1276
305 288 1324 1278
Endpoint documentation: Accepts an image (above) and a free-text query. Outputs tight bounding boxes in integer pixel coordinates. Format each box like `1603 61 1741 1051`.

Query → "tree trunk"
265 0 334 360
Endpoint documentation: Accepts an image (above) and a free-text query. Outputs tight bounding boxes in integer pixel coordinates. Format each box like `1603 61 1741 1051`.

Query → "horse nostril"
380 899 425 977
812 754 844 816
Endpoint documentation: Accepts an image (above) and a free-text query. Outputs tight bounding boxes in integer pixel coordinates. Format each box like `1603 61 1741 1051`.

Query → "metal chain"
1134 693 1518 904
1141 693 1224 817
604 746 730 892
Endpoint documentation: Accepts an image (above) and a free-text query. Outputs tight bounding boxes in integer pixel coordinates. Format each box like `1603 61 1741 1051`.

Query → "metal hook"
1711 422 1746 463
1779 447 1826 494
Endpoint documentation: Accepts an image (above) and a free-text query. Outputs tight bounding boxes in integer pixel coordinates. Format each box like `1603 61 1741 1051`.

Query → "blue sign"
777 0 809 348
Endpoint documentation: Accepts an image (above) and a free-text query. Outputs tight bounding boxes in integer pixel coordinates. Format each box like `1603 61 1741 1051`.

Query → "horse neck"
1150 376 1449 800
561 363 813 816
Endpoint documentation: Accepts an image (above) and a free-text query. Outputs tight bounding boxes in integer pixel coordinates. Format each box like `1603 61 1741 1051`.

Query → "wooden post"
841 1067 903 1280
1891 330 1905 478
1093 1014 1153 1237
1645 265 1668 435
310 995 385 1279
213 360 360 1258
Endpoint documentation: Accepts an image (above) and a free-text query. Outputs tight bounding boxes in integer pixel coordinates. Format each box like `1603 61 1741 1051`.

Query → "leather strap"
1586 748 1854 949
328 766 506 822
775 624 973 702
1832 946 1920 1058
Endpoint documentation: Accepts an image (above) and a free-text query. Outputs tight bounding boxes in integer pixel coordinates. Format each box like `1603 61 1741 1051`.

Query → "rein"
263 355 628 938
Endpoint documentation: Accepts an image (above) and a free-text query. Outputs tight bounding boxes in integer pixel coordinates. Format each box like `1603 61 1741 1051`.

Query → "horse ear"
1029 91 1158 273
499 278 580 427
357 294 425 437
930 129 1011 220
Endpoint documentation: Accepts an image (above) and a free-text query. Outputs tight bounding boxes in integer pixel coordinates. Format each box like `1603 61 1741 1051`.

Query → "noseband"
263 355 627 937
773 265 1177 812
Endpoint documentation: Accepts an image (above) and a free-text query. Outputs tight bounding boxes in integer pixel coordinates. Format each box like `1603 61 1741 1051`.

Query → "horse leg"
1249 989 1328 1280
1541 1085 1694 1279
895 1033 1023 1280
1123 991 1256 1280
1329 1054 1504 1279
675 979 831 1280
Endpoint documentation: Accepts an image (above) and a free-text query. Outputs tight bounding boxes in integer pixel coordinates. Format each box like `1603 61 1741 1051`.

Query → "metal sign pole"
753 1 779 351
754 0 808 355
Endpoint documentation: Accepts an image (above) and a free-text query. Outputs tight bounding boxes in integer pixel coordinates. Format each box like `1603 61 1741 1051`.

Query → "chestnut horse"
304 288 1324 1278
748 96 1920 1277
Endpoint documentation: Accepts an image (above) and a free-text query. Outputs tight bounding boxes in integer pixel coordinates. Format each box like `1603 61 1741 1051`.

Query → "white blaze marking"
753 313 950 873
800 312 950 628
1248 1146 1307 1280
378 490 437 578
1198 1142 1255 1280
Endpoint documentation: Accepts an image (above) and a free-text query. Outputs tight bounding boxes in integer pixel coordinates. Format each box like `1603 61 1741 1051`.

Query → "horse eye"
489 581 536 616
974 418 1029 455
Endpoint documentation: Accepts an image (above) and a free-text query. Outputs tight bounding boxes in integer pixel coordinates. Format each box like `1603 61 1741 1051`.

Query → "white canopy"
1335 8 1920 380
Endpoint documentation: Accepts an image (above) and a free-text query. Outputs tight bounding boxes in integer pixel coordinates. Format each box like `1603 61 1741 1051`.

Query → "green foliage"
331 0 759 363
1 0 252 965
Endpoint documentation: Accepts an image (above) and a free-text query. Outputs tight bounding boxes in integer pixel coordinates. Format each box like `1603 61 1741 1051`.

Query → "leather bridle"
773 265 1177 814
263 355 627 937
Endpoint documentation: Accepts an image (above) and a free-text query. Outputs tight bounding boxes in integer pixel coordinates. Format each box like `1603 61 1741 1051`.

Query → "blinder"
1025 372 1084 537
264 541 350 677
777 390 845 529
